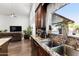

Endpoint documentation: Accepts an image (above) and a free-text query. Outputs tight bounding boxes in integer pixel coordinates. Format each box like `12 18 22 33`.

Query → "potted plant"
4 29 8 32
69 23 79 35
23 26 32 39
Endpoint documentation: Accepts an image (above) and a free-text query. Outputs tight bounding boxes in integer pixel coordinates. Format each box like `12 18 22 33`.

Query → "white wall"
30 3 39 36
52 14 63 23
51 15 63 34
0 15 29 32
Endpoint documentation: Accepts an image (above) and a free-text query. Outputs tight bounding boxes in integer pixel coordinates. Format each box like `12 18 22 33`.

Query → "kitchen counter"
0 37 12 56
31 35 79 56
31 36 60 56
51 33 79 39
0 37 11 46
68 34 79 39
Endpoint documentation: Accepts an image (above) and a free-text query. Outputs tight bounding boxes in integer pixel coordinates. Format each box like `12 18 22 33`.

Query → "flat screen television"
10 26 22 32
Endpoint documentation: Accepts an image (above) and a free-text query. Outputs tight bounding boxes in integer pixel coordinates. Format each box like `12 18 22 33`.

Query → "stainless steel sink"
51 45 64 56
40 38 64 56
51 45 78 56
40 38 79 56
40 38 60 48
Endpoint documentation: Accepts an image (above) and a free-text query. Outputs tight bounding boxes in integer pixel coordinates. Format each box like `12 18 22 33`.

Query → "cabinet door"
0 42 8 56
31 39 39 56
38 46 50 56
31 38 50 56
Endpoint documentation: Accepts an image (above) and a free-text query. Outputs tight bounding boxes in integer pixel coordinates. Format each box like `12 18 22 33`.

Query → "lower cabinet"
38 46 50 56
31 39 39 56
31 38 50 56
0 41 9 56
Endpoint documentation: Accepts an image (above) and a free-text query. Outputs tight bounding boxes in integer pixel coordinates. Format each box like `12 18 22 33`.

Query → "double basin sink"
40 38 64 56
40 38 79 56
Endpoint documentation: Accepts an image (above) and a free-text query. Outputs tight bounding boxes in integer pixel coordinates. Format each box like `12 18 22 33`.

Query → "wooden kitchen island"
0 37 11 56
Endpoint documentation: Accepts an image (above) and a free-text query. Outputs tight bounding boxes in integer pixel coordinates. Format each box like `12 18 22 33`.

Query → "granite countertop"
68 34 79 39
31 35 60 56
51 33 79 39
0 37 12 46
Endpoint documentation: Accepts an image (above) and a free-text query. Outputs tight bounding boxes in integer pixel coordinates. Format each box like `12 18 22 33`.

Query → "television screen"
10 26 22 32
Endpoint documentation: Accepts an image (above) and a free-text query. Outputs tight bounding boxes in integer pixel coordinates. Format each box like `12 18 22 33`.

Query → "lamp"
10 13 16 17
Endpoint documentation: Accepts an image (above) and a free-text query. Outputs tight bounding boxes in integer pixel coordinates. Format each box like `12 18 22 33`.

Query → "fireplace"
10 26 22 32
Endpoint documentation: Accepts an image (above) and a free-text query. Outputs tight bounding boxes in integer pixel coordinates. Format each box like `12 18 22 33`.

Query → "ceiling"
0 3 32 17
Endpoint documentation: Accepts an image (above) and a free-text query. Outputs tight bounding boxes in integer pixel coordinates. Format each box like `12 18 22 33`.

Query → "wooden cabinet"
38 45 50 56
31 39 39 56
0 37 11 56
35 4 48 31
35 5 42 29
31 37 50 56
0 42 8 56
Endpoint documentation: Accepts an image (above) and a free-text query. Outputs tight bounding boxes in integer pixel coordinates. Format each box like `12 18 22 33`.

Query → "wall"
30 3 39 35
51 14 63 34
52 14 63 24
0 15 29 32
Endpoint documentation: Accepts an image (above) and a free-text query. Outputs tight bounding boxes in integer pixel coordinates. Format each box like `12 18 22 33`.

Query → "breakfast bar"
0 37 11 56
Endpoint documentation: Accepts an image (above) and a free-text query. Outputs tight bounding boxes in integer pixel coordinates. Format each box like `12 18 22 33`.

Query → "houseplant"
69 23 79 35
23 26 32 39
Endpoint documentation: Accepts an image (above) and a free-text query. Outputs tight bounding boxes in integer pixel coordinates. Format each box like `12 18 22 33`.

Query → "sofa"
0 32 22 42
